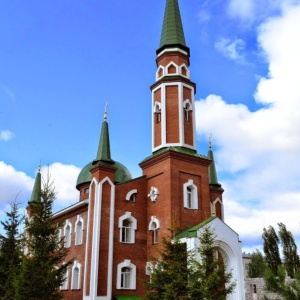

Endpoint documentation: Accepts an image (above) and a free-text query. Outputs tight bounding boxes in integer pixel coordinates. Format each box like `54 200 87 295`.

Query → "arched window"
154 101 162 124
117 260 136 290
126 189 137 202
149 216 160 244
60 266 69 290
75 215 84 246
122 219 132 243
64 220 72 248
71 261 82 290
183 99 193 121
118 212 137 243
183 180 198 209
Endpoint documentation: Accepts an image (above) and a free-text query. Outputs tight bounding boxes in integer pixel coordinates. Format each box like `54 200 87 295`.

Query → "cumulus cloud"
196 4 300 249
0 162 33 210
215 38 246 64
0 130 15 141
0 161 81 218
40 163 81 210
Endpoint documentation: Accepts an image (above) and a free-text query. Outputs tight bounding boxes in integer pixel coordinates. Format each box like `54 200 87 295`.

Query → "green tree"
15 176 72 300
145 226 235 300
145 231 189 300
262 225 281 275
262 223 300 300
247 249 266 278
188 226 236 300
278 222 300 278
0 199 23 300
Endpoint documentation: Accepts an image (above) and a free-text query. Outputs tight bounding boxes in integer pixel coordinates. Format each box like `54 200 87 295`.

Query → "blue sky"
1 0 300 253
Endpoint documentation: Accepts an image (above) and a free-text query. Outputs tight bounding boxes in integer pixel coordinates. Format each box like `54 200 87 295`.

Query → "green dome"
76 160 132 189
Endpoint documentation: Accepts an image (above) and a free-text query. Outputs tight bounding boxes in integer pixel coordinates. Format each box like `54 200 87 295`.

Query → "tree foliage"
247 249 266 278
188 226 236 300
145 226 236 300
15 176 72 300
262 225 281 275
262 223 300 300
0 199 23 300
145 232 189 300
278 222 300 278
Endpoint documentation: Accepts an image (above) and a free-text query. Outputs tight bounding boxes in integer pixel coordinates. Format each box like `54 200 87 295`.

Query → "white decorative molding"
116 260 137 290
148 186 159 202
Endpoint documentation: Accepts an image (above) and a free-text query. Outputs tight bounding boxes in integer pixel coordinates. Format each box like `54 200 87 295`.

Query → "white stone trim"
183 179 198 209
118 211 137 243
53 200 89 218
116 260 137 290
211 198 224 221
152 82 196 152
148 216 160 230
64 219 72 248
71 260 82 290
157 47 188 57
75 215 84 245
125 189 137 201
83 176 115 300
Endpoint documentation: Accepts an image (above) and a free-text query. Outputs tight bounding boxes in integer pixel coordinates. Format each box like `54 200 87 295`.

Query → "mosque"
27 0 245 299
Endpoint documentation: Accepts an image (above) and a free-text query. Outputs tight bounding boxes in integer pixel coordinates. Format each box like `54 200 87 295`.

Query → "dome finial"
104 101 108 121
209 133 212 149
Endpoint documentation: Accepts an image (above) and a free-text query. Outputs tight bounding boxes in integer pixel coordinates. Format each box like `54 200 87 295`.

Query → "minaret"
151 0 197 153
27 166 42 218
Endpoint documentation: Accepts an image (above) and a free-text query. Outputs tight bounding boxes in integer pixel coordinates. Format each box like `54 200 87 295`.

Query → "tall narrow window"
152 223 158 244
64 220 72 248
75 215 84 246
60 267 69 290
149 216 160 244
187 186 192 208
118 212 137 244
117 260 136 290
122 219 132 243
121 267 131 289
71 261 82 290
183 180 198 209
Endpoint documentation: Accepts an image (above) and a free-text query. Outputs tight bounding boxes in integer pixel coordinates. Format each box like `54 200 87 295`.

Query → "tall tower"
140 0 222 246
151 0 196 153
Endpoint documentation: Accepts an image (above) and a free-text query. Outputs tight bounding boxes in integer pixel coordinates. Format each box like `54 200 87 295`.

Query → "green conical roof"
208 142 221 188
94 117 113 164
76 112 132 189
157 0 189 55
28 167 42 205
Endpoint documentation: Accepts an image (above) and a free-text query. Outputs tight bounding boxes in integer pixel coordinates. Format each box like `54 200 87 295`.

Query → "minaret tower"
151 0 196 153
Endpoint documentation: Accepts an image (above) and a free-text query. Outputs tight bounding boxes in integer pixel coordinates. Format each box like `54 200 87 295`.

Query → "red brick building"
27 1 245 299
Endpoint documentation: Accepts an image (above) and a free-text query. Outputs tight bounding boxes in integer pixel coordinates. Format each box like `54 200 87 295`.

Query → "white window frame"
60 266 69 290
125 189 137 202
71 261 82 290
117 260 136 290
183 180 198 209
211 198 224 221
118 212 137 244
64 219 72 248
74 215 84 246
149 216 160 244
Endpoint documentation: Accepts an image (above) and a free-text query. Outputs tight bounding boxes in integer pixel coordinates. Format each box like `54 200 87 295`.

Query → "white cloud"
0 130 15 141
195 3 300 249
227 0 255 21
0 161 81 216
215 38 246 64
0 162 33 209
40 163 81 210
